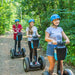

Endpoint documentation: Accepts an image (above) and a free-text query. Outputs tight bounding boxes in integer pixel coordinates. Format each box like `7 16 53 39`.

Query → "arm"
20 25 23 31
26 27 32 38
62 31 70 44
12 25 17 34
45 32 57 45
36 31 40 37
34 26 40 37
14 32 17 33
20 26 23 33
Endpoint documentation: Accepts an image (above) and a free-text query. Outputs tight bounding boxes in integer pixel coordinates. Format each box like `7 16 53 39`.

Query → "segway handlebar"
32 35 38 38
57 41 66 46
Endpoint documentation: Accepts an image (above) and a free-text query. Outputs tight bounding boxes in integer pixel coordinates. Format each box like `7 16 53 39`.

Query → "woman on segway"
45 14 70 75
26 19 40 65
12 19 22 55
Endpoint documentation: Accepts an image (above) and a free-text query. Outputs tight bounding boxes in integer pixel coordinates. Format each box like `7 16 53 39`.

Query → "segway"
23 33 46 72
42 41 74 75
10 32 26 58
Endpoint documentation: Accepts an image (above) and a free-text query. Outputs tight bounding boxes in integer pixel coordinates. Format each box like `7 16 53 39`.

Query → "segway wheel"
42 71 49 75
38 56 46 70
63 69 74 75
10 49 15 59
23 57 29 72
22 48 26 57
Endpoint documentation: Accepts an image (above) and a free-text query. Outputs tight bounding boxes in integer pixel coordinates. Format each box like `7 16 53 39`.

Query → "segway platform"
23 56 46 72
23 33 46 72
30 63 41 68
10 32 26 59
10 48 26 59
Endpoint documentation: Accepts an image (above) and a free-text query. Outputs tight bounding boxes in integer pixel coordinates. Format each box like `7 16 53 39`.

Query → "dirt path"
0 33 75 75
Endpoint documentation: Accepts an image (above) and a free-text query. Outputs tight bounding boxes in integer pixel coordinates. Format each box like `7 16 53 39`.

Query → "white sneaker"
30 62 33 65
37 61 40 65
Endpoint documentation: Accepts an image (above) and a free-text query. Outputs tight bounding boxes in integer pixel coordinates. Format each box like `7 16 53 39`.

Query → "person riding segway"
23 19 46 72
42 14 72 75
10 19 26 58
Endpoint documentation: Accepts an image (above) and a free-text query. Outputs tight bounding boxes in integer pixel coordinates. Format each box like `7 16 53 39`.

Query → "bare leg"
48 56 56 75
60 60 63 75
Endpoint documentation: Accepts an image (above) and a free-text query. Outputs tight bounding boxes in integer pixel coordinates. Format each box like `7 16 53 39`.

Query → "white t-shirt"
26 26 37 41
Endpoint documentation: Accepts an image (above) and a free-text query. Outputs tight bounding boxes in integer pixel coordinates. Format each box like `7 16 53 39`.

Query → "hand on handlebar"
29 35 32 38
66 39 70 44
14 32 17 34
38 35 41 37
52 40 57 45
56 40 70 45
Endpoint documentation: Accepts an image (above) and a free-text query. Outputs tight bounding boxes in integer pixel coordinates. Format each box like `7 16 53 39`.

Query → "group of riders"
12 14 70 75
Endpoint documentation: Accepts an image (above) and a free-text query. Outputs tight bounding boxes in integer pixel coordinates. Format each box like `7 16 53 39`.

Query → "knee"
35 49 37 53
49 65 55 72
60 60 63 64
48 56 55 69
49 63 55 69
60 60 63 66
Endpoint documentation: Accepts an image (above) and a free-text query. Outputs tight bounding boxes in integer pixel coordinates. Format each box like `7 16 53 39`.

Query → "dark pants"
28 41 37 62
14 40 21 52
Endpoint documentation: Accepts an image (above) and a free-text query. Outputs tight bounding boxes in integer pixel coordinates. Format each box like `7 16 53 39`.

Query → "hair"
28 26 33 35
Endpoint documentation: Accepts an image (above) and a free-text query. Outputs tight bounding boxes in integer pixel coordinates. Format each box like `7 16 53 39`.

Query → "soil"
0 32 75 75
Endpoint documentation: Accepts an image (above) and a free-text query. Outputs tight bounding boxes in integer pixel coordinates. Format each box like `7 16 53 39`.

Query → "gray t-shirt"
46 26 63 44
26 26 37 41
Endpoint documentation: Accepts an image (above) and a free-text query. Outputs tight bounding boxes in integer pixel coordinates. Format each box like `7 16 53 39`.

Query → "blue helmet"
15 19 19 22
50 14 60 22
28 19 35 23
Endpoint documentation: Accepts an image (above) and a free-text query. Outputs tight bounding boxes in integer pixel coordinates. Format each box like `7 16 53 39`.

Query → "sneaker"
37 61 40 65
30 62 33 65
18 52 20 54
35 62 37 65
35 61 40 65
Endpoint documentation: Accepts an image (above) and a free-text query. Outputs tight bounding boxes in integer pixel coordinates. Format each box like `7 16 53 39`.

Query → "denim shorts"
46 44 57 56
